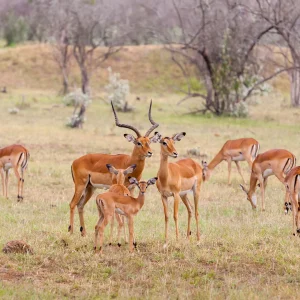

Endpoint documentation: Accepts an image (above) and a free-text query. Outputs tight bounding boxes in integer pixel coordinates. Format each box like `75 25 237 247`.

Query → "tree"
251 0 300 107
69 0 123 95
147 0 293 115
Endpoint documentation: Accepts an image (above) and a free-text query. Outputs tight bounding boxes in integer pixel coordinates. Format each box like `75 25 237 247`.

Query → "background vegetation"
0 0 300 299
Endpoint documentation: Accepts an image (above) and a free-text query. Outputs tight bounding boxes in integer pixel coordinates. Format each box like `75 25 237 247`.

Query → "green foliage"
3 13 30 46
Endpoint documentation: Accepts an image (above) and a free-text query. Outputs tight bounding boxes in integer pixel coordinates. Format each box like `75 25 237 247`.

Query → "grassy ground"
0 89 299 299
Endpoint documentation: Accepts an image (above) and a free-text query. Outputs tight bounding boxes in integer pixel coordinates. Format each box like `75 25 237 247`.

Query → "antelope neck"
208 151 223 170
158 152 170 186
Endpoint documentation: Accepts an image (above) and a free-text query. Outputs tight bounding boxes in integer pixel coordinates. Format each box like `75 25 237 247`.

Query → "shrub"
105 67 131 112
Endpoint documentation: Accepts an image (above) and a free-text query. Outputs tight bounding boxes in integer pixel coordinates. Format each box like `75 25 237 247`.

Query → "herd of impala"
1 101 300 253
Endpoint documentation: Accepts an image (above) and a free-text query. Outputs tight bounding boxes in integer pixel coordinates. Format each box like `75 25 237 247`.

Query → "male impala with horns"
69 101 160 236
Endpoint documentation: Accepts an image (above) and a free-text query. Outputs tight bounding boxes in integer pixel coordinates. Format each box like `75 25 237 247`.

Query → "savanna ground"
0 44 300 299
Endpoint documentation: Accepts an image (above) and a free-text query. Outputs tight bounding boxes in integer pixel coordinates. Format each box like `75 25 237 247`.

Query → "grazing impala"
152 132 202 245
284 166 300 235
0 144 29 201
94 176 157 253
106 164 136 245
202 138 260 184
69 101 160 236
240 149 296 211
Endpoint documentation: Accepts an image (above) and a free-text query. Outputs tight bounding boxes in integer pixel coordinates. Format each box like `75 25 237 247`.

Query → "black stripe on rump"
294 174 299 192
283 158 290 173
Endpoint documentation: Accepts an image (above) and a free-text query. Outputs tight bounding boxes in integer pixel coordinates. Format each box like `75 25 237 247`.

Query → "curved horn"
145 100 159 137
111 101 141 137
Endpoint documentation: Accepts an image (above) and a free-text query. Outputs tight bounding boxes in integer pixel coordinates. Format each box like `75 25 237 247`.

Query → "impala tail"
251 143 260 159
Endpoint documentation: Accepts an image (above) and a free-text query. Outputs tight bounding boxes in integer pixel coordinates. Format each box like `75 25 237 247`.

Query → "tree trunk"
290 68 300 107
80 67 90 95
62 68 69 95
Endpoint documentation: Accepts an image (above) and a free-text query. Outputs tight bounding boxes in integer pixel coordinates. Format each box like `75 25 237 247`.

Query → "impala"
0 144 29 201
284 166 300 235
69 101 159 236
202 138 260 184
152 132 203 245
106 163 136 245
94 176 157 253
240 149 296 211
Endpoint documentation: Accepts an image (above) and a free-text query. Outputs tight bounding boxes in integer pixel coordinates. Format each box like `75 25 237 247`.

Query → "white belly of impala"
179 189 193 196
115 208 126 215
263 169 273 178
90 183 110 190
232 154 244 161
4 163 12 171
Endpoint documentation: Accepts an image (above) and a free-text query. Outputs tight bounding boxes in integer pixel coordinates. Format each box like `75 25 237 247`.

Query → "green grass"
0 90 299 298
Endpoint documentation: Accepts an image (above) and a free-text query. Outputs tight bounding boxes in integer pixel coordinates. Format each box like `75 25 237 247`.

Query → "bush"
3 13 29 46
105 67 131 112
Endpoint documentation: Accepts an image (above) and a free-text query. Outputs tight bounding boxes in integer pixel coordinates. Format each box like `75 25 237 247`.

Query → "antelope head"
240 184 257 209
151 132 186 158
128 177 158 195
106 164 137 185
111 100 160 159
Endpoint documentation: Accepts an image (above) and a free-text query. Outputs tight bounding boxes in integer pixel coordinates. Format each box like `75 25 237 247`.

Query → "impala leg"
227 159 232 185
109 213 115 245
180 194 192 240
98 214 113 254
173 193 181 241
295 194 300 235
258 176 265 211
123 216 128 244
20 167 25 199
0 168 5 198
193 183 201 241
116 214 124 246
77 185 95 236
161 196 169 245
69 184 86 234
274 173 291 213
13 166 22 201
235 161 246 184
290 193 298 236
128 216 134 252
94 214 104 251
4 169 9 199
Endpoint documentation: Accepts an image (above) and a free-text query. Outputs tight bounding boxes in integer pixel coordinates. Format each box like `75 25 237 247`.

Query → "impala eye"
137 142 142 146
162 141 167 146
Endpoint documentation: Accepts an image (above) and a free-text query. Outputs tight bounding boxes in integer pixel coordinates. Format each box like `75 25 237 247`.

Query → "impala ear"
124 134 136 143
240 184 248 194
172 132 186 141
123 164 137 175
106 164 118 175
128 176 138 185
150 132 162 143
147 177 158 185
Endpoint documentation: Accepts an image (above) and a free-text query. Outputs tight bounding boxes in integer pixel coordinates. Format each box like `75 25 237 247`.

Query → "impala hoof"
118 243 121 247
68 225 71 232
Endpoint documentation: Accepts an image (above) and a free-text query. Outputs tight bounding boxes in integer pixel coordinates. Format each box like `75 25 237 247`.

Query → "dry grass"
0 43 291 96
0 89 299 299
0 44 188 94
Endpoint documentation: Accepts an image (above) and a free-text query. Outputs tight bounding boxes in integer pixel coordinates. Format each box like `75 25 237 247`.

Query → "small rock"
8 108 19 115
3 240 33 255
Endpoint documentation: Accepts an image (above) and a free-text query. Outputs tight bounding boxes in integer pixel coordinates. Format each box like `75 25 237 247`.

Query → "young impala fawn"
240 149 296 211
94 177 157 253
106 164 136 245
152 132 203 245
284 166 300 235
